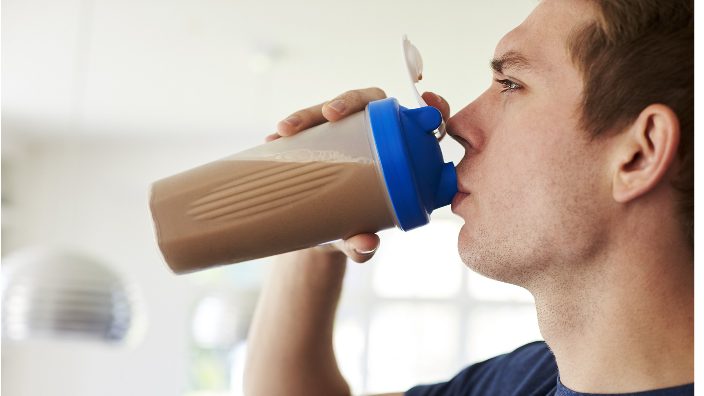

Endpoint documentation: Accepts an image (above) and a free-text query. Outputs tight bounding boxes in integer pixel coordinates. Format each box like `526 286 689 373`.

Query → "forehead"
494 0 597 75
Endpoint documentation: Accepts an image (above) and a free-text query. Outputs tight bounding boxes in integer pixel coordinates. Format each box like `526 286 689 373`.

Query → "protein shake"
150 152 395 274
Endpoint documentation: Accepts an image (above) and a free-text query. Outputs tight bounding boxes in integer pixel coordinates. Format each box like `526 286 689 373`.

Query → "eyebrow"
490 51 533 74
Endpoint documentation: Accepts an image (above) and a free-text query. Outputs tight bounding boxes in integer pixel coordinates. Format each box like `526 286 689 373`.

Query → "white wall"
2 0 537 139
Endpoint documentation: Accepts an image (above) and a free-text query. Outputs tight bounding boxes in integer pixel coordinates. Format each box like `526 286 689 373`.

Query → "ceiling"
2 0 537 139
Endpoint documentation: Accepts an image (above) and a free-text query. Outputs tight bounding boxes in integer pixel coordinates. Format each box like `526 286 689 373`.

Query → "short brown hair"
567 0 694 247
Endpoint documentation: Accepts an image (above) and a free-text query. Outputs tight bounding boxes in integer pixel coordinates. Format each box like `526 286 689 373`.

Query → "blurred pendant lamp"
1 248 144 344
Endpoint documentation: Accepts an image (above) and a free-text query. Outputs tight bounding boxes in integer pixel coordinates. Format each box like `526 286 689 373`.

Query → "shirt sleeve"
405 341 558 396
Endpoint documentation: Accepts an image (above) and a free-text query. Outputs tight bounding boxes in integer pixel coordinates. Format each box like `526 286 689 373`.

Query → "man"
244 0 694 395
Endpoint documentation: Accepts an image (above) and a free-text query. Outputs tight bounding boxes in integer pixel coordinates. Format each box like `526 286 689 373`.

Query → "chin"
457 224 544 288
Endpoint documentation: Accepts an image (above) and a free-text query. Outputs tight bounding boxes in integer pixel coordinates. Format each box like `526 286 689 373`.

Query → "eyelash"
494 78 523 94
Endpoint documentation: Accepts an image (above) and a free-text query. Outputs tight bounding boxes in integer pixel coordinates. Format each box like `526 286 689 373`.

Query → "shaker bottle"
149 35 458 274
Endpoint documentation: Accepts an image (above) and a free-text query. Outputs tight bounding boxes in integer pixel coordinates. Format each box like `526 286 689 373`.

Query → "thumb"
338 233 380 263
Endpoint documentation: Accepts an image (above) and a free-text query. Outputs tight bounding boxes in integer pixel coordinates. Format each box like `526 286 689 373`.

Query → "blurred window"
366 302 460 393
371 221 463 298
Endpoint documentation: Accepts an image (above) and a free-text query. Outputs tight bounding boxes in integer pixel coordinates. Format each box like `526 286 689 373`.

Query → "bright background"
2 0 541 395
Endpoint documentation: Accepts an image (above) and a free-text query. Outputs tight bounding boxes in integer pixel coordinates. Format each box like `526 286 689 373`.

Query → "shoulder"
406 341 558 396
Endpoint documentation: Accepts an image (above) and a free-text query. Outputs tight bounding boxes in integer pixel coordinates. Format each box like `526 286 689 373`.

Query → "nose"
446 91 489 152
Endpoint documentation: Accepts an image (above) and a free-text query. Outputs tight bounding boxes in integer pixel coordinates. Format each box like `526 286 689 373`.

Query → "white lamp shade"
2 248 141 343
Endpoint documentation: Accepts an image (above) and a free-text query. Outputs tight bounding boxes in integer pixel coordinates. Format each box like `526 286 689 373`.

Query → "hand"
265 88 450 263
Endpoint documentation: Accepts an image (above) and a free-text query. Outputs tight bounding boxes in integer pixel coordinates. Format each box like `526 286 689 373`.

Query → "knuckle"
335 88 386 109
442 99 450 111
370 87 386 99
344 89 362 104
298 108 315 123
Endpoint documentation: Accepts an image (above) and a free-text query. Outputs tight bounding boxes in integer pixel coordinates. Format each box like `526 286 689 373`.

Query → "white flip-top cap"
401 34 446 139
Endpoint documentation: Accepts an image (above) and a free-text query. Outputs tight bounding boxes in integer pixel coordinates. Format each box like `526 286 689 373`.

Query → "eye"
494 78 523 94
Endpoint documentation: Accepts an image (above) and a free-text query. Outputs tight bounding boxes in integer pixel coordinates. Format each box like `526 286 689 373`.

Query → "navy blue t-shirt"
405 342 693 396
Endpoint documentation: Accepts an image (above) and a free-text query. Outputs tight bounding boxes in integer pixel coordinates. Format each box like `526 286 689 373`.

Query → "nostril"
450 134 472 149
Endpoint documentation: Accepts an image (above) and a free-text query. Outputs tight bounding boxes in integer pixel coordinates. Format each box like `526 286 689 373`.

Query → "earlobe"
612 104 680 203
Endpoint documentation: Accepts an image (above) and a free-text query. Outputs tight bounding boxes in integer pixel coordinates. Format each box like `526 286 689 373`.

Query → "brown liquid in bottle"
149 158 395 274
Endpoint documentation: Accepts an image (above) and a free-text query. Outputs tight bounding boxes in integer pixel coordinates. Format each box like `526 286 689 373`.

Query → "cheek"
481 123 558 203
475 114 594 228
481 124 607 255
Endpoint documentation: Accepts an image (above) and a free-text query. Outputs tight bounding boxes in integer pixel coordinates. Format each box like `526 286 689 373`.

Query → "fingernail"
432 93 442 104
283 115 300 128
355 246 379 255
326 100 346 114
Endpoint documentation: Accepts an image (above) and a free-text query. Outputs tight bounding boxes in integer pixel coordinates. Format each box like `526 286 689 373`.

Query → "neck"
529 217 694 393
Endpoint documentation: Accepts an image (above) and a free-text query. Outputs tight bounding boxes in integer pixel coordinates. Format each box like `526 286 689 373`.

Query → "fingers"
334 233 381 263
270 90 446 144
422 91 451 141
276 102 328 137
264 133 281 143
422 91 450 121
321 88 387 122
273 87 387 141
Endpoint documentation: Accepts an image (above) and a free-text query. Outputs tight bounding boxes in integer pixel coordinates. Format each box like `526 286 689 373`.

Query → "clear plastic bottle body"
149 110 397 274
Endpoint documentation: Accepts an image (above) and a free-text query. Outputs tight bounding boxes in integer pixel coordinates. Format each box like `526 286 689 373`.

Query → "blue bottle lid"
368 97 457 231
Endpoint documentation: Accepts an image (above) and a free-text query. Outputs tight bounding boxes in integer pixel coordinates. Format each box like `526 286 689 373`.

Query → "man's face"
448 0 612 286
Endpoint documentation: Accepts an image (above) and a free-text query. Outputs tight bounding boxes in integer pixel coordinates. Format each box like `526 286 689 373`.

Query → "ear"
612 104 680 203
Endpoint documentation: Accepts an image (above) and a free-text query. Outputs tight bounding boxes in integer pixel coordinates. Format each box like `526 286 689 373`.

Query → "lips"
451 191 470 212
